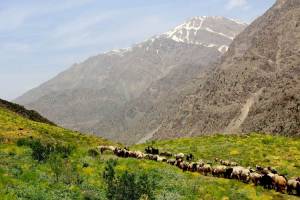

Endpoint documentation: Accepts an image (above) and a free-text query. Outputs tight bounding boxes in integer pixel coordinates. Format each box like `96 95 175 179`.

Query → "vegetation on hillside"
134 134 300 178
0 98 55 126
0 105 299 199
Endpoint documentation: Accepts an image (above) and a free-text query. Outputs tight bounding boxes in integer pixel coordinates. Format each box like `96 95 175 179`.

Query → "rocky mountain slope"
153 0 300 140
16 17 246 143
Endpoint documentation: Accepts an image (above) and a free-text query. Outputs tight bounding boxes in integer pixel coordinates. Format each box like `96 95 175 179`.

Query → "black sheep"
145 146 159 155
186 153 194 161
261 174 274 189
224 167 233 179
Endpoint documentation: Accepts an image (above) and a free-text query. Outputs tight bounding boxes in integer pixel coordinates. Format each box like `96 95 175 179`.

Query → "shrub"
30 140 52 161
55 145 74 158
16 138 74 161
16 137 32 146
17 138 53 161
103 159 156 200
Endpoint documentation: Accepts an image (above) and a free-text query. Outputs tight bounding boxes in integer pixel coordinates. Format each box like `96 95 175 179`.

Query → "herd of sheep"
98 146 300 196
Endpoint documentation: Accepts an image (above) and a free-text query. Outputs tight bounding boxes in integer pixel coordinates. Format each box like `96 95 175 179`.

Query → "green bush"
30 140 52 161
16 137 74 161
55 144 74 158
16 137 33 146
103 159 156 200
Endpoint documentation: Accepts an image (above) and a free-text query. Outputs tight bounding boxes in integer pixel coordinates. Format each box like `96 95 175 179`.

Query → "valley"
1 0 299 199
0 103 300 199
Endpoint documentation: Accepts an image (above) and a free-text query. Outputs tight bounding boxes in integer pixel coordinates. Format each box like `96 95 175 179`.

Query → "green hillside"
0 105 299 199
133 134 300 178
0 98 56 126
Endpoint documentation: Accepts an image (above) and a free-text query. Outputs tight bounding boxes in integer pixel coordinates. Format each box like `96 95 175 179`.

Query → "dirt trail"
136 125 161 144
225 88 263 133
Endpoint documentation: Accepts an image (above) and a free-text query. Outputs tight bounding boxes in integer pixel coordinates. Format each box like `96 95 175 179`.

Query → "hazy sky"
0 0 275 100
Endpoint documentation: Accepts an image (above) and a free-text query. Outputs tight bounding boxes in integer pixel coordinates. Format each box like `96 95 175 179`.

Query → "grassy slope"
0 106 299 199
133 134 300 177
0 98 56 126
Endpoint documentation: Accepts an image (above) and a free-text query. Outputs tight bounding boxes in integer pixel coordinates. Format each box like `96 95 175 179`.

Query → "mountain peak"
103 16 247 56
161 16 247 53
15 15 247 143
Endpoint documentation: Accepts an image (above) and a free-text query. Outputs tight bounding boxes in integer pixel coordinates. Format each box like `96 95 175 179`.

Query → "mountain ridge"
16 16 246 143
152 0 300 140
0 98 55 126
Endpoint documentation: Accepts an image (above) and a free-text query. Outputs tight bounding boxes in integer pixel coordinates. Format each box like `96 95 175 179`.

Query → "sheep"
196 160 205 168
268 166 278 174
160 151 173 157
230 162 238 166
188 162 198 172
218 159 238 166
203 164 212 176
145 146 159 155
128 151 135 158
198 164 212 176
145 147 151 154
145 154 153 160
287 179 300 195
229 166 250 182
175 158 182 167
175 153 185 160
124 149 130 158
186 154 194 161
157 156 167 162
240 168 251 183
261 173 275 189
147 154 159 161
133 151 144 159
114 147 124 157
98 145 115 154
220 160 230 166
167 159 176 165
212 166 227 177
273 174 287 193
179 161 188 172
256 165 263 171
224 167 233 179
250 172 262 186
231 166 244 180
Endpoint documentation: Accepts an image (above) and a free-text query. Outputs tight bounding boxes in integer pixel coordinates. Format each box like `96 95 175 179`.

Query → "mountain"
152 0 300 140
16 16 246 143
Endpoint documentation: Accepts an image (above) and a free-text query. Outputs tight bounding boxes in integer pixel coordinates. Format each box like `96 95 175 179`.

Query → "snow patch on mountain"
205 27 234 40
104 16 246 56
